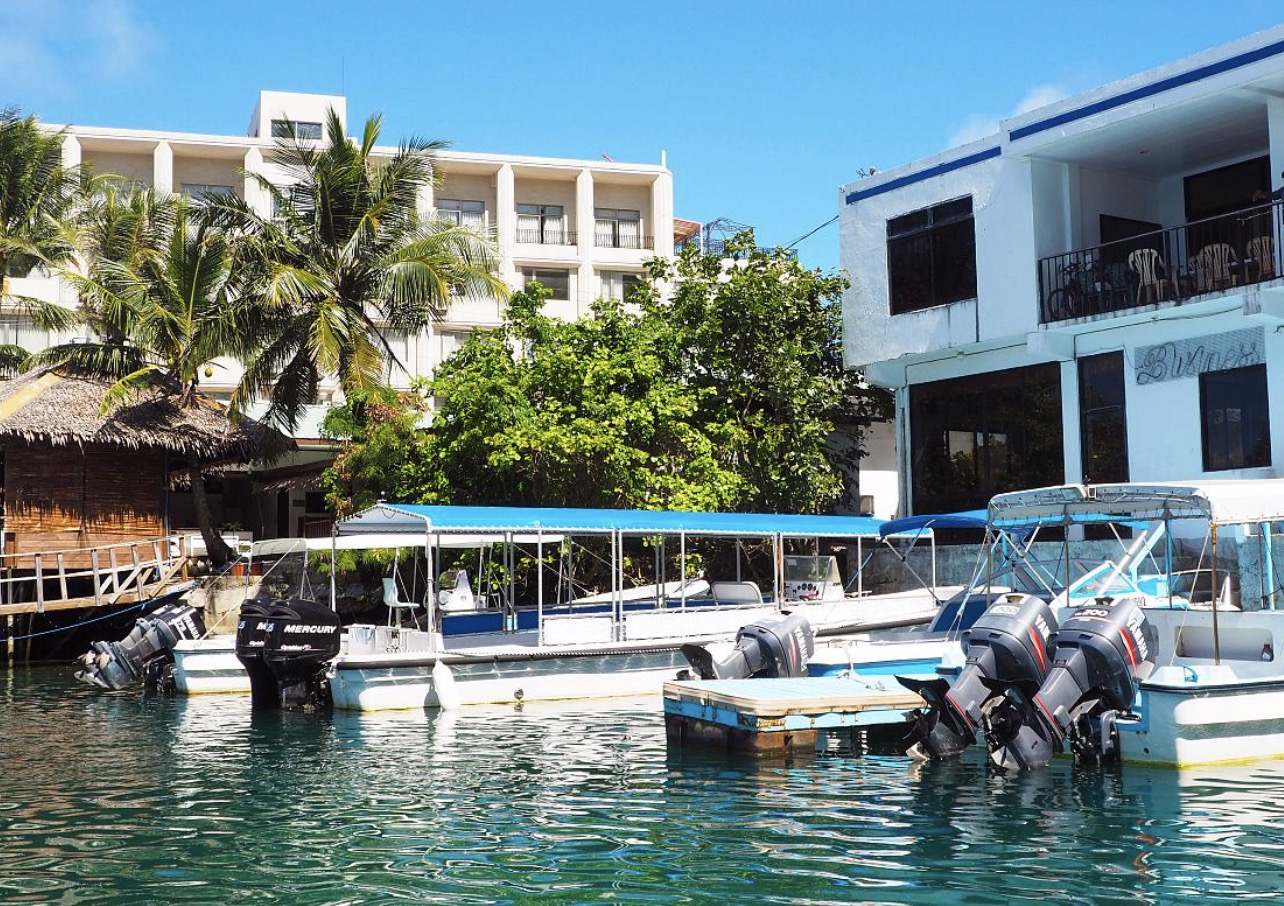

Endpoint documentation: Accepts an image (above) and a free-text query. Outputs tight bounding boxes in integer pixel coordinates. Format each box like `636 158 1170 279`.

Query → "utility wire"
785 214 839 250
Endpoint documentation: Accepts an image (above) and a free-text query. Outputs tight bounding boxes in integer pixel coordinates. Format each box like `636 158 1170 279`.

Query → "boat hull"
172 638 250 694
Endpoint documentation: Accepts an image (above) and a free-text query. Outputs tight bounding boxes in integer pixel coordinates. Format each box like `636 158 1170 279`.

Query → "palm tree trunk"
189 468 235 566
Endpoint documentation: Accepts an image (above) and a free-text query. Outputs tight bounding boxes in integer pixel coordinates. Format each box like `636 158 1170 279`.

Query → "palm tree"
35 190 265 564
208 108 508 432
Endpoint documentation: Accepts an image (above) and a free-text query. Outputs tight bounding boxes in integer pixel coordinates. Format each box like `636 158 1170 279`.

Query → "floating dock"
663 677 922 757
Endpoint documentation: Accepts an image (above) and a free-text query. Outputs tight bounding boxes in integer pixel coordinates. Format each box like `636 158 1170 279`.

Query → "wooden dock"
663 677 923 757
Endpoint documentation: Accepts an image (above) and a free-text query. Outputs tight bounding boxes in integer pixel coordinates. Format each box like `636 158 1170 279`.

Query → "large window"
181 183 236 204
437 199 486 229
600 271 642 302
516 204 567 244
1079 353 1129 484
887 196 977 314
909 363 1063 513
521 268 570 301
271 119 323 140
594 208 644 249
1200 364 1271 471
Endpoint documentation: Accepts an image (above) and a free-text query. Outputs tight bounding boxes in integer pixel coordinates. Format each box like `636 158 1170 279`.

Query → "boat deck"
663 677 922 756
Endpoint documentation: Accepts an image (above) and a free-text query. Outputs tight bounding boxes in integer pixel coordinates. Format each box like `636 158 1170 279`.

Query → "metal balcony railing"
594 233 654 250
515 229 577 245
1037 199 1284 324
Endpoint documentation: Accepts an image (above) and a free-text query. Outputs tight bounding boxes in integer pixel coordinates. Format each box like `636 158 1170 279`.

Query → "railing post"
56 553 68 602
33 553 43 614
91 547 102 607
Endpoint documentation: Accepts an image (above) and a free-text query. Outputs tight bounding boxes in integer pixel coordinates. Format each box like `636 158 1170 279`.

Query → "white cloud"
0 0 153 106
946 83 1069 148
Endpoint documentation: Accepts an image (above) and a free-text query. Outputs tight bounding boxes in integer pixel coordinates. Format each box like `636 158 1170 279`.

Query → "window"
516 203 567 244
271 119 323 140
1079 353 1129 484
887 196 976 314
521 268 570 301
909 363 1063 513
0 316 49 351
1200 364 1271 471
181 183 235 204
381 330 411 387
272 184 315 220
600 271 642 302
437 199 486 229
594 208 644 249
439 329 472 362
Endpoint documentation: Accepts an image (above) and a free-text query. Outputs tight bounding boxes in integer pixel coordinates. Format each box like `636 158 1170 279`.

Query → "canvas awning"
989 481 1284 528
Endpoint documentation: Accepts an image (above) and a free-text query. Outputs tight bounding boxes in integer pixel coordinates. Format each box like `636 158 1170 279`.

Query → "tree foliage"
325 231 890 516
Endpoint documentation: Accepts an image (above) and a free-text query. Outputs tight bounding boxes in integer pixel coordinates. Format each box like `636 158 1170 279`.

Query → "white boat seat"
710 580 763 605
383 578 422 628
438 570 479 613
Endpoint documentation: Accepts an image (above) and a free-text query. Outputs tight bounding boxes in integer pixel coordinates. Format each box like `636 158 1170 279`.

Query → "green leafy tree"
208 108 508 433
322 387 431 516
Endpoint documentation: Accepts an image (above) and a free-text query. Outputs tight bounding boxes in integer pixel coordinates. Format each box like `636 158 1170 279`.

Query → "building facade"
8 90 676 538
842 28 1284 517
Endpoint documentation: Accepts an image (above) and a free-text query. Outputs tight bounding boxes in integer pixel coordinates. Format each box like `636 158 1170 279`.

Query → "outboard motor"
234 598 280 709
681 613 814 680
984 598 1154 771
898 594 1058 760
75 600 206 690
261 597 343 711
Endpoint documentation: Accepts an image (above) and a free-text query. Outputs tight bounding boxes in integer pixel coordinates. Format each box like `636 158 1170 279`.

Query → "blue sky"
3 1 1281 272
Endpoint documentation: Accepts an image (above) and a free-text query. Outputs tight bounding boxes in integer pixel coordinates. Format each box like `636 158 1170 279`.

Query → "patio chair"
1128 248 1170 303
1247 235 1276 280
1187 255 1208 294
1197 242 1239 290
383 577 422 628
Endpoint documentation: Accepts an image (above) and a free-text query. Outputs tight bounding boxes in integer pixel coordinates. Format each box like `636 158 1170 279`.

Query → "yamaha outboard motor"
681 613 814 680
234 598 280 709
985 598 1154 771
898 594 1058 760
261 597 343 711
75 600 206 690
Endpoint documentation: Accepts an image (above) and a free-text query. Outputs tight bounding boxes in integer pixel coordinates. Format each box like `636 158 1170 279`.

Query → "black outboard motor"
898 594 1058 760
984 598 1154 771
681 613 814 680
234 598 280 709
75 600 206 690
261 597 343 711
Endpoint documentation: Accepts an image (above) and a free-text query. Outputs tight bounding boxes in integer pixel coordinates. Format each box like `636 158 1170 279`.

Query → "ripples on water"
4 666 1284 905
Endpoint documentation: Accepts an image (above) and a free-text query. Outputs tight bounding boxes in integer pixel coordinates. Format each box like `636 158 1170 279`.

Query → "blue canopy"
878 510 989 538
338 503 895 539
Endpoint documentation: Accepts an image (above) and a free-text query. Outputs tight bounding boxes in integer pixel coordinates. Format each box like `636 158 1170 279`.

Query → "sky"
3 0 1282 273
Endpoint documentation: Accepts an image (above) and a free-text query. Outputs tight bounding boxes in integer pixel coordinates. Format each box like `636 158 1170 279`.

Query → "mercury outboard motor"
984 598 1154 771
75 600 206 690
260 597 343 711
898 594 1058 760
234 598 279 709
681 613 814 680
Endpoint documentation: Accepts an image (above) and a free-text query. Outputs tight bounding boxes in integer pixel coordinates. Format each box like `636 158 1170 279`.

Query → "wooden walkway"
663 676 923 756
0 535 191 616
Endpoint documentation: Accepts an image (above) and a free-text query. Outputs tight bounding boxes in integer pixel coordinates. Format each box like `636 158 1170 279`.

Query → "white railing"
0 535 189 614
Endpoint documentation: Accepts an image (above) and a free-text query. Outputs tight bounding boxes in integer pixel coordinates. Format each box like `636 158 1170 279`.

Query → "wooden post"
91 547 103 606
180 535 189 581
56 552 68 603
33 553 44 613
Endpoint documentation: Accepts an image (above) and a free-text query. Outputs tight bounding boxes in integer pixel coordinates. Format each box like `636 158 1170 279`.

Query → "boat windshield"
1067 561 1142 600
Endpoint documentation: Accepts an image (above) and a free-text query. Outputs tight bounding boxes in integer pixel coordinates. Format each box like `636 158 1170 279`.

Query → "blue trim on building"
844 146 1001 205
1009 37 1284 142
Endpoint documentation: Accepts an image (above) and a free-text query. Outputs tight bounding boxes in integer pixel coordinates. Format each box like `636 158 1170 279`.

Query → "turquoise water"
4 667 1284 905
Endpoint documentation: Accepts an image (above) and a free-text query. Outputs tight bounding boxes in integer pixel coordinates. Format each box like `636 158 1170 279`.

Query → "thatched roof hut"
0 369 275 463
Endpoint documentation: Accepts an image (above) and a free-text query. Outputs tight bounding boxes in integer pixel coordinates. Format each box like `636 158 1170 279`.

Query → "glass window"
1200 364 1271 471
436 199 486 229
521 268 570 301
594 208 644 249
516 204 567 244
381 330 411 387
600 271 642 302
909 363 1064 513
1079 352 1129 484
887 196 977 314
181 183 236 204
271 119 323 140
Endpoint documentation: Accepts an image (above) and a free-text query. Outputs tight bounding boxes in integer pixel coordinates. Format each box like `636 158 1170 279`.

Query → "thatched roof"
0 369 281 463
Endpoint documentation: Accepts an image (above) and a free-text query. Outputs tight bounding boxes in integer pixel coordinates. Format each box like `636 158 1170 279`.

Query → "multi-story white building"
842 27 1284 518
10 90 676 536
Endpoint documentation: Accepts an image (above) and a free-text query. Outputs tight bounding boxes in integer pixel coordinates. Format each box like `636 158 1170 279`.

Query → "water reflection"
6 667 1284 904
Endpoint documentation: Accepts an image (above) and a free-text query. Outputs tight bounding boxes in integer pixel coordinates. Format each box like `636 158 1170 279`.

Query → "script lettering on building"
1135 327 1264 385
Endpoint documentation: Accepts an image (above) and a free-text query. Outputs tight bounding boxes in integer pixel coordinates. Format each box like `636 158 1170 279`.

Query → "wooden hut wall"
5 441 166 560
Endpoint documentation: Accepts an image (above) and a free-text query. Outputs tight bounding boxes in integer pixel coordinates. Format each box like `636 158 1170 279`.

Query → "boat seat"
383 578 421 628
438 570 479 613
710 580 764 605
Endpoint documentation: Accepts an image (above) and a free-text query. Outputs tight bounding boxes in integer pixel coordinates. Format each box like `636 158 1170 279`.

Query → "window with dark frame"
436 199 486 229
887 196 977 315
521 268 570 301
1200 364 1271 472
1078 352 1129 485
516 203 566 244
270 119 323 140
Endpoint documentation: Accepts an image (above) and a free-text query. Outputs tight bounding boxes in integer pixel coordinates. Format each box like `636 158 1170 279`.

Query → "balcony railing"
515 229 577 246
1038 199 1284 324
594 234 654 250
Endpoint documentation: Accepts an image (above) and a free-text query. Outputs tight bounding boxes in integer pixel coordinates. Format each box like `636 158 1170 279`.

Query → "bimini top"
989 480 1284 528
336 503 895 539
878 510 988 538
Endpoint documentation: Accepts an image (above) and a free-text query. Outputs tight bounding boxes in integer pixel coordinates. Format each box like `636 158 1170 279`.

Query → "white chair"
383 577 421 628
